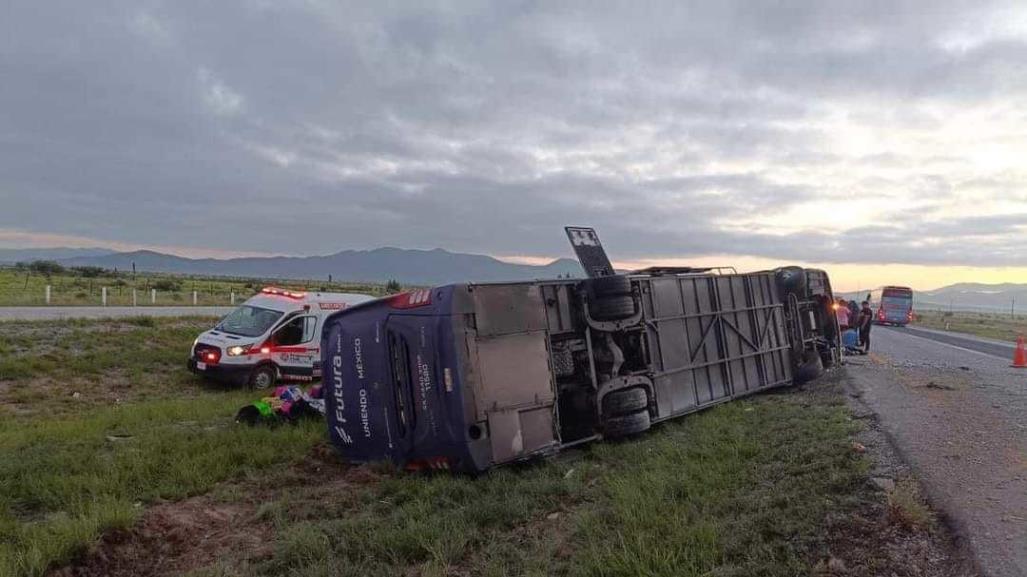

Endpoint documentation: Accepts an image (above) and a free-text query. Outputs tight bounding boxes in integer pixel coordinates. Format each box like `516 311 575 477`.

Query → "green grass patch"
254 383 867 577
914 309 1027 342
0 394 323 577
0 267 387 307
0 317 220 417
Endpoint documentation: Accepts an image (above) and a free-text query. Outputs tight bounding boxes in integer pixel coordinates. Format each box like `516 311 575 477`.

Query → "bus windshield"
881 288 913 308
216 305 284 337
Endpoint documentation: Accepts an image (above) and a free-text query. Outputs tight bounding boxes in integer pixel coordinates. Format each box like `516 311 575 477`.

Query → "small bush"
27 260 65 276
385 279 402 293
153 279 181 292
71 266 110 278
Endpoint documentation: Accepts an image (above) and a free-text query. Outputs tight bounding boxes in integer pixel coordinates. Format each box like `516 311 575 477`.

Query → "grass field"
914 309 1027 342
0 267 388 307
0 317 936 576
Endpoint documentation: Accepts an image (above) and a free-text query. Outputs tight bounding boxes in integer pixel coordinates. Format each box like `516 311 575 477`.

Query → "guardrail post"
192 290 198 305
151 289 156 304
101 287 108 307
132 289 137 307
45 285 51 305
230 292 235 305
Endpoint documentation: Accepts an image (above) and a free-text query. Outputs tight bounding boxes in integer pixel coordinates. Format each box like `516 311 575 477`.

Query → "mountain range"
4 247 1027 311
839 282 1027 313
0 247 116 263
0 246 583 286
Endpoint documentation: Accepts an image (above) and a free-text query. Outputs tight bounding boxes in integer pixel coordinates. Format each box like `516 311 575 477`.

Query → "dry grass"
887 478 935 531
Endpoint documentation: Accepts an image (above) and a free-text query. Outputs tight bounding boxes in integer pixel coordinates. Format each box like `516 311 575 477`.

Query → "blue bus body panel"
322 286 475 471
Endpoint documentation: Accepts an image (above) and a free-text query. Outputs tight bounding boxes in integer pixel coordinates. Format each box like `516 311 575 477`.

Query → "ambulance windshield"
216 305 284 337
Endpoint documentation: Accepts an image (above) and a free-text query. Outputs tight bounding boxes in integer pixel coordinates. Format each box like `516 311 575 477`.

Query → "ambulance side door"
270 314 320 380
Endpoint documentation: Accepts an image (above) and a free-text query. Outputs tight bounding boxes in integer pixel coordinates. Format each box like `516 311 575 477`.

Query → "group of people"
835 297 874 354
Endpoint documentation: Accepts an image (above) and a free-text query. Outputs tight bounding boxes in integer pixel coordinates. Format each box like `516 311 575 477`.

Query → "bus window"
388 331 416 437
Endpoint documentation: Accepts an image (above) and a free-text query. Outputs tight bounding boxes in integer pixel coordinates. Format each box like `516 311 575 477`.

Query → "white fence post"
192 290 198 305
101 287 108 307
45 285 51 305
132 289 137 307
151 289 156 304
230 292 235 305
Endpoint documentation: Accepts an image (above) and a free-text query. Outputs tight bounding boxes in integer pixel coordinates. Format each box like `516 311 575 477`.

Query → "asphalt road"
846 325 1027 577
897 325 1017 361
0 306 227 320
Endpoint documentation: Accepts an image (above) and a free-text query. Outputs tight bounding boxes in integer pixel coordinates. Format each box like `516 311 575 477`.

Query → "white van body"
188 287 376 388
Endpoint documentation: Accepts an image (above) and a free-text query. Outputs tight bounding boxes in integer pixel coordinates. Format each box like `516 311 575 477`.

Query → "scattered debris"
235 385 325 427
870 477 896 492
851 442 866 454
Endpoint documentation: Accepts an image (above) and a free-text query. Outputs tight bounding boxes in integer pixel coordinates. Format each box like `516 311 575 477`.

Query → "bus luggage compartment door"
468 284 558 465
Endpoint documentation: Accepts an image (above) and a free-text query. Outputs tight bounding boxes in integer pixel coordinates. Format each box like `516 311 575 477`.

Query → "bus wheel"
819 349 835 368
603 410 651 438
249 365 277 390
793 354 823 385
602 387 649 416
775 266 807 298
590 296 636 320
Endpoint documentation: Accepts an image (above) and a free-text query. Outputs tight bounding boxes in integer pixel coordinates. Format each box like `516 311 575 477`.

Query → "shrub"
153 279 181 292
71 266 110 278
385 279 402 293
27 260 65 276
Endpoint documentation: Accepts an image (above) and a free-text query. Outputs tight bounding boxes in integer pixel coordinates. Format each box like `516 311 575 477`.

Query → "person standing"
857 300 873 353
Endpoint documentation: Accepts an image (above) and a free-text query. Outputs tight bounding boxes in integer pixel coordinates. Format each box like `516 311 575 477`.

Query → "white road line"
888 328 1007 360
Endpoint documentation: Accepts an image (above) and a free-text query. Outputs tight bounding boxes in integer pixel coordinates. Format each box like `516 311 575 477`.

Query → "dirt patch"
895 369 972 393
814 494 972 577
48 445 385 577
49 499 272 577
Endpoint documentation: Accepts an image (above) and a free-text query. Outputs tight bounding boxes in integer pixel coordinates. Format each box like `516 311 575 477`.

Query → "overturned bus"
322 228 840 473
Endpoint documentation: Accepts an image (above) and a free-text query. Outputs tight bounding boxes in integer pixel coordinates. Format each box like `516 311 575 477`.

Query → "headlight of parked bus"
226 345 251 356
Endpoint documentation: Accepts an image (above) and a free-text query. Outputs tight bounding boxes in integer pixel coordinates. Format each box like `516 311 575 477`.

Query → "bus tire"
590 296 636 321
249 364 277 390
587 275 633 298
602 387 649 416
603 410 651 438
775 266 807 298
793 354 823 385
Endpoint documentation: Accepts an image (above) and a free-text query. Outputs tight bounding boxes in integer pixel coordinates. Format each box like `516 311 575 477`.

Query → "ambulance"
188 287 377 388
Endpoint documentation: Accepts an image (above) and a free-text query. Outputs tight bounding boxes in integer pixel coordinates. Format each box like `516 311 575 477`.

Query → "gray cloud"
2 0 1026 266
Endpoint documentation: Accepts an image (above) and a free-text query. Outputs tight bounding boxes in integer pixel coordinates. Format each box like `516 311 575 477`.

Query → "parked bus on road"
321 228 840 473
869 285 914 326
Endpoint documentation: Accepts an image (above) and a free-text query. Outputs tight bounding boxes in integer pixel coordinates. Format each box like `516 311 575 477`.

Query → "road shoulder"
844 350 1025 577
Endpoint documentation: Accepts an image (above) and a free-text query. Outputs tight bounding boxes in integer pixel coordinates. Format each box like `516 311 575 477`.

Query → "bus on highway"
321 228 840 473
869 285 914 326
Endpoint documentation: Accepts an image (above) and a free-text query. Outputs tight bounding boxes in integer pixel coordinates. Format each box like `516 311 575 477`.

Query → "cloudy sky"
3 0 1027 290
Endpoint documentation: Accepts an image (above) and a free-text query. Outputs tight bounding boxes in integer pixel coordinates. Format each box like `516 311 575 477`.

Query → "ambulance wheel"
602 387 649 416
249 365 277 390
603 410 651 438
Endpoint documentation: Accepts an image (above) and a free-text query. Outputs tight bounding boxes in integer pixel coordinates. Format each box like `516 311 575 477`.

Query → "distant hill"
52 247 583 285
0 247 116 263
839 283 1027 313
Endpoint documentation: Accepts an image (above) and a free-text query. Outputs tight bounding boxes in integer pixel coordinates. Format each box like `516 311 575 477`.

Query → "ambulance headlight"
227 345 251 356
